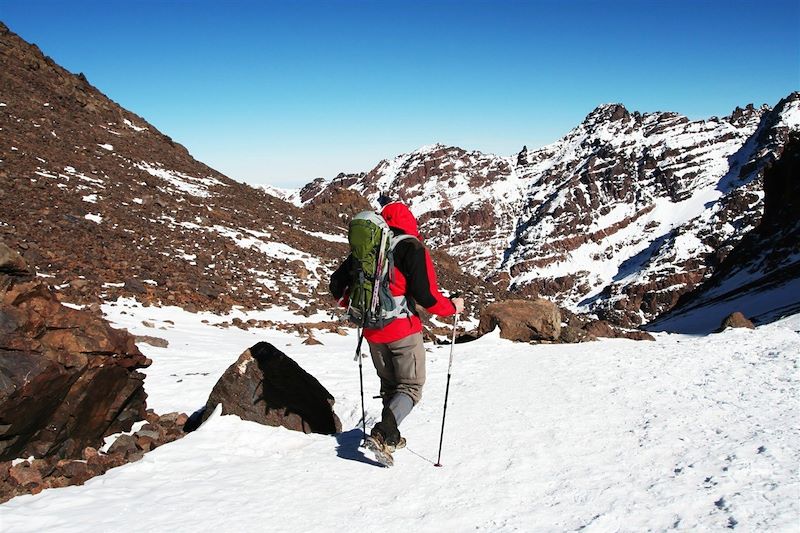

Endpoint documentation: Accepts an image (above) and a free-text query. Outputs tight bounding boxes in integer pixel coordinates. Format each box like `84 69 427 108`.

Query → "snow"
260 185 302 206
652 271 800 334
84 213 102 224
123 118 147 132
97 143 114 151
135 162 224 198
302 229 348 243
2 301 798 531
777 98 800 128
81 194 98 203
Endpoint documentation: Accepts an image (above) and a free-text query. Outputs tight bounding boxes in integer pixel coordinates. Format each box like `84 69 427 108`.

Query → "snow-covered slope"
3 301 798 531
260 184 302 207
305 93 800 327
650 131 800 333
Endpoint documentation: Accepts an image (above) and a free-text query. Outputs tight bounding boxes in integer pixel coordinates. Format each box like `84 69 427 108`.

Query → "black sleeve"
395 240 438 308
329 255 354 300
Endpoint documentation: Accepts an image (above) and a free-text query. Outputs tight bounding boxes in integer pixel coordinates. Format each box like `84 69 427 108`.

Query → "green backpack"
346 211 415 329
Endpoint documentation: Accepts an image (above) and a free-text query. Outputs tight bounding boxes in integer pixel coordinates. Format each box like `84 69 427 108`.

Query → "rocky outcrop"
651 131 800 333
477 299 561 342
0 243 150 461
0 410 188 503
200 342 342 434
716 312 755 332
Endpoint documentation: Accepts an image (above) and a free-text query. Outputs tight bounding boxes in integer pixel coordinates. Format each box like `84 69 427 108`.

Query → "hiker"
329 201 464 460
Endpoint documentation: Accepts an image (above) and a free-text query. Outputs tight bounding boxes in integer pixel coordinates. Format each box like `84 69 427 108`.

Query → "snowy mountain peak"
303 93 798 327
584 103 631 124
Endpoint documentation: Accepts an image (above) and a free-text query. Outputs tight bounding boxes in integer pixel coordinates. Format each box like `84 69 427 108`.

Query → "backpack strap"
387 233 417 284
389 233 417 251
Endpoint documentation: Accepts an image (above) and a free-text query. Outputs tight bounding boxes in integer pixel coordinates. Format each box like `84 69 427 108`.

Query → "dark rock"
8 461 42 489
0 272 149 461
123 279 147 294
106 434 139 457
0 243 30 275
559 325 595 343
477 299 561 342
56 459 92 484
201 342 341 434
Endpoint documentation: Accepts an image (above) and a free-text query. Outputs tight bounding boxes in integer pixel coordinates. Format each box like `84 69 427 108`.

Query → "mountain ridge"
296 91 799 326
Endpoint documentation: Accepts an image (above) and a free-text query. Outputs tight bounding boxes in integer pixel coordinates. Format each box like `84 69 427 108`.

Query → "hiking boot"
374 406 401 445
365 428 395 467
369 427 405 453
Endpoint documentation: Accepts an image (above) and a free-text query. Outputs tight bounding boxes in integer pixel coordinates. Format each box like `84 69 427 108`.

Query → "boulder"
134 334 169 348
201 342 341 435
0 243 30 275
477 298 561 342
559 325 596 344
0 245 150 461
716 312 755 332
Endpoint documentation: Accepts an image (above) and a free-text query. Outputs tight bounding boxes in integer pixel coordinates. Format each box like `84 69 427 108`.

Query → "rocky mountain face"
0 243 149 461
650 131 800 332
0 23 495 318
300 93 800 326
0 22 497 329
0 22 347 314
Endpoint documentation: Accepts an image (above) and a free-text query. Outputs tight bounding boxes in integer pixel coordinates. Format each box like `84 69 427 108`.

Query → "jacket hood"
381 202 420 239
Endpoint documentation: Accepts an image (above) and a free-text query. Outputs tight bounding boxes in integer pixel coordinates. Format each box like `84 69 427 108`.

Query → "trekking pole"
434 314 459 467
355 326 367 447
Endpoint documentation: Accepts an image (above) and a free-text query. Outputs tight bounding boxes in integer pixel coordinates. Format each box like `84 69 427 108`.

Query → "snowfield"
2 302 798 532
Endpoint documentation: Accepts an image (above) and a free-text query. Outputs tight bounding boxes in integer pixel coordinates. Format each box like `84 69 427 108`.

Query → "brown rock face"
0 244 150 461
0 22 353 315
717 312 755 332
304 94 798 329
201 342 342 434
477 299 561 342
0 409 188 502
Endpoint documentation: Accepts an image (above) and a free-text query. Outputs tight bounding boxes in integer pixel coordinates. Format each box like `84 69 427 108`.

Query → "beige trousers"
367 332 426 405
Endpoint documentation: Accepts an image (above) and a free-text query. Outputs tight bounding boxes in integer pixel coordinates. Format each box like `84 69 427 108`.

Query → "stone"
0 243 29 275
9 461 42 489
0 268 149 461
107 434 139 457
200 342 342 435
56 460 92 484
716 312 755 332
123 278 147 294
134 335 169 348
477 298 561 342
82 446 99 460
559 325 596 343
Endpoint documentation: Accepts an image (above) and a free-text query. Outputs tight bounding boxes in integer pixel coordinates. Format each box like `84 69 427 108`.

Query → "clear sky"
1 0 798 187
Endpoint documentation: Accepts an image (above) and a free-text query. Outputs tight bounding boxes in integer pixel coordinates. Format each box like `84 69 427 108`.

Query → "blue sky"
1 0 798 187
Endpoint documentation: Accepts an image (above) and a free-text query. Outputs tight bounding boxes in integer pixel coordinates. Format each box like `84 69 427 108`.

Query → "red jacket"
330 202 456 343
